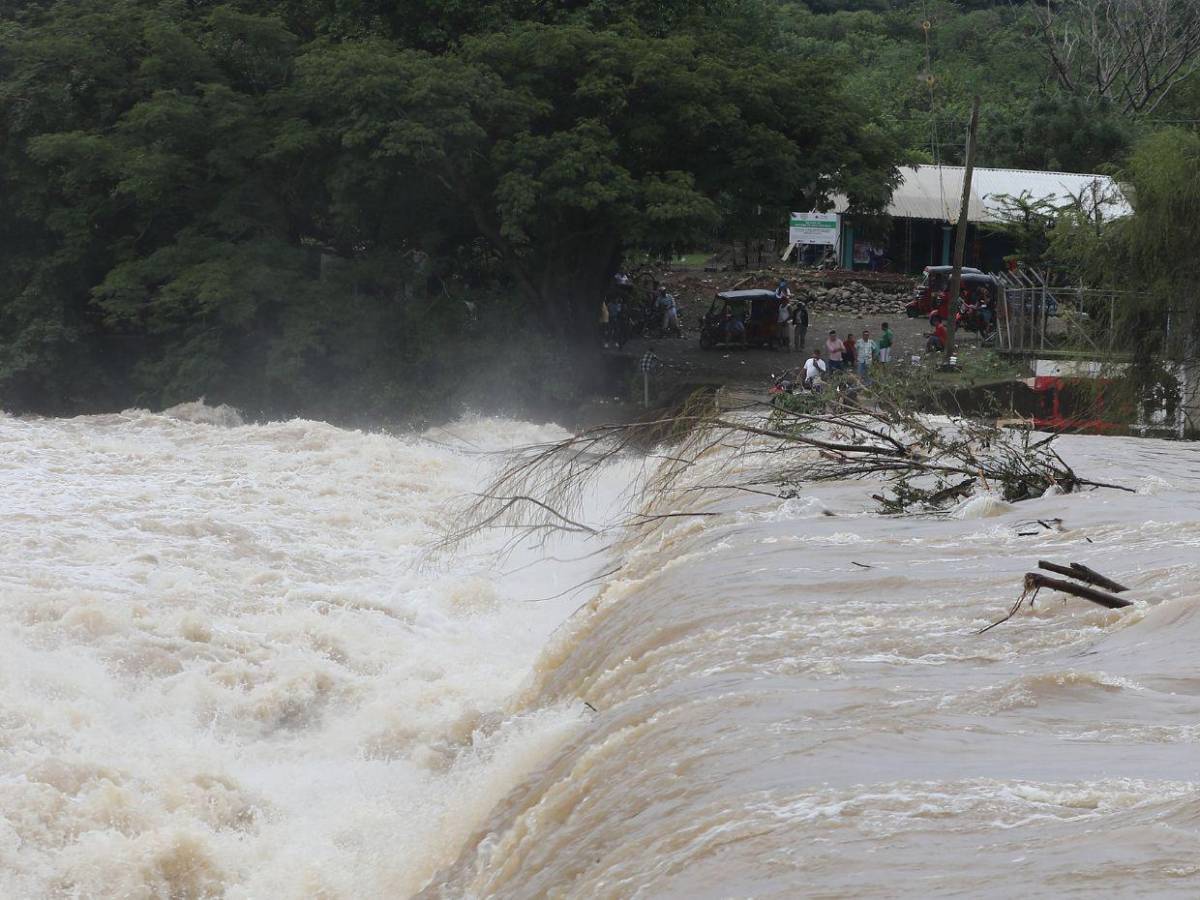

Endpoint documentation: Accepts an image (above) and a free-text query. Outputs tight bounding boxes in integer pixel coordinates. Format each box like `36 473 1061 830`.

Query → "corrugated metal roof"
890 166 988 222
832 165 1131 224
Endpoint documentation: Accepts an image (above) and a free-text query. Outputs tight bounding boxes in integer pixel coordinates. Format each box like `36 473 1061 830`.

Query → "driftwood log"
1069 562 1130 594
1037 560 1130 594
979 560 1133 633
1024 572 1132 610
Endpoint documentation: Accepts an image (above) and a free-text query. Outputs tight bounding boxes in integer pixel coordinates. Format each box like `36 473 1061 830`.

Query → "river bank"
567 264 1020 429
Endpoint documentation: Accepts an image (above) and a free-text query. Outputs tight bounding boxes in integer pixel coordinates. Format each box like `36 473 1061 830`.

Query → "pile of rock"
797 281 909 316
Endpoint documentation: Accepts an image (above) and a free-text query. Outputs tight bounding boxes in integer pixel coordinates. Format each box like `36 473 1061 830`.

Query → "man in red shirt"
843 331 857 369
927 316 948 352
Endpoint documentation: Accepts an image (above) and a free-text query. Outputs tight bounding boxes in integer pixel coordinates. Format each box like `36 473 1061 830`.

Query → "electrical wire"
922 14 948 223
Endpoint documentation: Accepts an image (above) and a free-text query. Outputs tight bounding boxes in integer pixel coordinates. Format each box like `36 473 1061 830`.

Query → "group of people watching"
600 277 680 348
798 322 894 389
774 279 810 350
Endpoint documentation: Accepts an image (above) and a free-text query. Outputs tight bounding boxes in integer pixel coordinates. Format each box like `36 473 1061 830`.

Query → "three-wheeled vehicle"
906 270 999 325
699 289 784 350
906 265 983 318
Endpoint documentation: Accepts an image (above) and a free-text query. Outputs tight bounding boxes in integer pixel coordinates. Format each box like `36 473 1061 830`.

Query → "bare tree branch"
1034 0 1200 115
431 389 1133 557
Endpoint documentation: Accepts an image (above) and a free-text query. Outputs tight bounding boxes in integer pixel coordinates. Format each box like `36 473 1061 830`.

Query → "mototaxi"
906 270 998 325
699 289 785 349
905 265 984 318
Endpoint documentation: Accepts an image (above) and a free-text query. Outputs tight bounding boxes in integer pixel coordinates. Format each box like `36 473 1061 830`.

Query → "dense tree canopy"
0 0 903 415
1 0 1197 418
1052 129 1200 348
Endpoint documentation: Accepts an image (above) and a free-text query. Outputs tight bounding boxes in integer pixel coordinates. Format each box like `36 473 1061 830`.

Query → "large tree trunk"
529 232 622 344
469 197 622 346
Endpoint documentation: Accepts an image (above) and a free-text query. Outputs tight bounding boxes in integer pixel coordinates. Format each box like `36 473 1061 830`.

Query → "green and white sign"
789 212 840 246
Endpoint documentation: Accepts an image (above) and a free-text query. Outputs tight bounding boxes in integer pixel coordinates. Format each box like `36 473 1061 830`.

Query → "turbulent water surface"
2 405 1199 898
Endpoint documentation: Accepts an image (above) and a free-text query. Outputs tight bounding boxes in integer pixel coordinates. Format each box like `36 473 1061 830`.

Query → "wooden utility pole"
943 95 981 360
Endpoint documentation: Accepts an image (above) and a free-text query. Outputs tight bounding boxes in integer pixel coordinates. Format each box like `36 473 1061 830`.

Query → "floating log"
1069 562 1130 594
1036 560 1130 594
1024 572 1132 610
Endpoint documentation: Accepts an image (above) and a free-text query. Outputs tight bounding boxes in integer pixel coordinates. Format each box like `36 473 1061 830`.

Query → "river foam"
3 410 1200 897
0 408 614 898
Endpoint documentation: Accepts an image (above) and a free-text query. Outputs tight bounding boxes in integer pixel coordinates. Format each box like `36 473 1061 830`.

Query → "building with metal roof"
793 165 1131 273
839 165 1130 225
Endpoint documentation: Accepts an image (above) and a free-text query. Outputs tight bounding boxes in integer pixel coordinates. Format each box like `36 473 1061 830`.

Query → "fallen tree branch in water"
1069 562 1130 594
1037 560 1130 594
432 390 1133 557
1024 572 1132 610
979 583 1039 634
979 562 1133 633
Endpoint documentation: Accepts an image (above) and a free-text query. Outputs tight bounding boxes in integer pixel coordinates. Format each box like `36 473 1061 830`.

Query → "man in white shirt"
777 297 793 350
802 348 827 388
856 328 877 379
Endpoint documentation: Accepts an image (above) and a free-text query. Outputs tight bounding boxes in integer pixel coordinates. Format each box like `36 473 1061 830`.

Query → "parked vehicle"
906 270 999 325
906 265 983 318
955 302 996 342
699 289 785 350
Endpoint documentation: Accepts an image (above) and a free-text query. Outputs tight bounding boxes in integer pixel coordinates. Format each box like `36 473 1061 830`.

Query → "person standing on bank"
843 331 857 370
792 298 809 352
825 330 845 370
776 293 792 349
775 278 791 307
857 328 877 379
608 295 626 348
877 321 893 364
655 286 679 336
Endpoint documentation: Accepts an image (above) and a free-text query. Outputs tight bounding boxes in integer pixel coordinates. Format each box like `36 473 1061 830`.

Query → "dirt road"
608 266 960 394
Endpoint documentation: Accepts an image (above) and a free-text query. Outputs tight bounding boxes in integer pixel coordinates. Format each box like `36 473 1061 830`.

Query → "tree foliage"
1051 128 1200 360
2 0 1198 417
0 0 902 415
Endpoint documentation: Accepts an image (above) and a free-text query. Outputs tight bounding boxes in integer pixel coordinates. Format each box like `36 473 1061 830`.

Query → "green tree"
982 192 1058 268
2 0 904 414
1052 127 1200 355
295 18 902 339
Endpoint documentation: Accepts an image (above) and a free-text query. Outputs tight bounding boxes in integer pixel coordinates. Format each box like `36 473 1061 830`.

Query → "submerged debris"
980 560 1134 633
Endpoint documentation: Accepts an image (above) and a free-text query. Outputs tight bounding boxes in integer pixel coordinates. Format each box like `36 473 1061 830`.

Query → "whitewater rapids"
0 405 621 898
2 406 1200 897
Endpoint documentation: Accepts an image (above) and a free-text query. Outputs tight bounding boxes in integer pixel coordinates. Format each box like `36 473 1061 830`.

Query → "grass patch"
924 346 1027 386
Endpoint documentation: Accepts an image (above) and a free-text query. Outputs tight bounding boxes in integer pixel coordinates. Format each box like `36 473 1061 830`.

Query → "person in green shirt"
877 321 894 363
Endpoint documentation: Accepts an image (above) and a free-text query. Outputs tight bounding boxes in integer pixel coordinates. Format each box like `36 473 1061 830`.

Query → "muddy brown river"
2 405 1197 897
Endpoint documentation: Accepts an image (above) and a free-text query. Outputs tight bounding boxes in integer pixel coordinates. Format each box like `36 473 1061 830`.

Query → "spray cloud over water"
0 406 625 897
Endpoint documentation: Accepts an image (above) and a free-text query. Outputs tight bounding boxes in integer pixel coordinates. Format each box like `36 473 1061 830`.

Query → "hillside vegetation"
1 0 1196 419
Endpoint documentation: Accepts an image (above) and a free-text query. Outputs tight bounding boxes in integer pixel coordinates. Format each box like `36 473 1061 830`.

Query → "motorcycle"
955 303 997 342
643 307 684 340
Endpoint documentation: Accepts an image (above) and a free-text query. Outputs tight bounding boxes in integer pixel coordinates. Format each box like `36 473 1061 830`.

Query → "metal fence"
994 268 1197 436
995 268 1129 355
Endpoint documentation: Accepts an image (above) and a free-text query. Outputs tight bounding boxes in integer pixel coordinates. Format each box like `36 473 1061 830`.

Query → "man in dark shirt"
792 300 809 352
